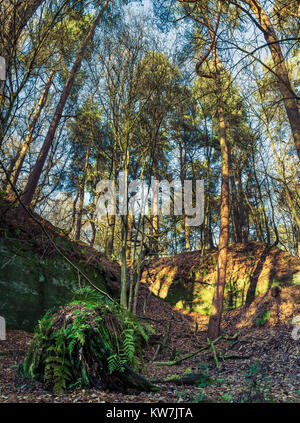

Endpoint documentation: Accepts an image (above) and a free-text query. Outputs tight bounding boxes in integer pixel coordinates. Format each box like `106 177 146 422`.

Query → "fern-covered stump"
21 298 157 394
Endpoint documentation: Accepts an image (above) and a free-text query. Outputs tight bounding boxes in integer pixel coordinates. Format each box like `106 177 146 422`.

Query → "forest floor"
1 283 299 403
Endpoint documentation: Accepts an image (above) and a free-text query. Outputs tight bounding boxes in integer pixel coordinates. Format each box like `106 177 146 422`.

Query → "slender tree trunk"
178 137 191 251
241 0 300 160
235 167 249 244
120 154 129 309
120 217 128 308
19 0 110 210
6 67 56 197
126 211 134 262
69 192 79 234
75 141 91 241
0 0 45 61
151 139 160 253
229 167 242 243
207 56 230 340
31 138 58 208
267 124 300 256
106 215 116 259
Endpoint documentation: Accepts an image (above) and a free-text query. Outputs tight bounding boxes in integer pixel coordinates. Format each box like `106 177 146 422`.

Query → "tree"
20 0 111 211
177 0 300 160
133 50 181 252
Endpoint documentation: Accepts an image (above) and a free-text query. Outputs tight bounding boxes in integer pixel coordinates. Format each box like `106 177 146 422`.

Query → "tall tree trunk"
69 192 79 234
106 215 116 259
178 136 190 251
120 217 129 309
126 212 134 263
178 0 300 159
31 137 59 208
235 167 249 244
229 166 242 243
6 67 56 197
241 0 300 160
75 141 91 241
120 154 129 309
207 56 230 340
19 0 110 210
0 0 45 62
267 123 300 256
151 144 160 253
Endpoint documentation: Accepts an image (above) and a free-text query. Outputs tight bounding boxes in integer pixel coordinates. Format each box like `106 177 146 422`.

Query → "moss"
0 236 108 332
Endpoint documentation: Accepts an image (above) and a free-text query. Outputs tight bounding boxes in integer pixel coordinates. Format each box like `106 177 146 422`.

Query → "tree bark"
0 0 45 61
6 67 56 198
126 212 134 263
241 0 300 160
20 0 110 210
207 56 230 341
178 0 300 160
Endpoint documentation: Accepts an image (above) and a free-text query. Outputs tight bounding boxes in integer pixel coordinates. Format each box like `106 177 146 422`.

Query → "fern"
120 328 135 366
44 329 72 393
22 294 155 392
107 353 125 374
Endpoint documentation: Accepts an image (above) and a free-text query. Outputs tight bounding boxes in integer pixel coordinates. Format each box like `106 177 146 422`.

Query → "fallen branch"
154 335 223 366
208 337 221 369
152 373 212 385
153 333 238 367
218 353 251 360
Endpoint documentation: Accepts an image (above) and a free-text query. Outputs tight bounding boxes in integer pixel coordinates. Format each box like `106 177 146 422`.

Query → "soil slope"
141 242 300 314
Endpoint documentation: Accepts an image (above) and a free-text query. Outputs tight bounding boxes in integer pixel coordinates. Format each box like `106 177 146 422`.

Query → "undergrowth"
21 287 155 393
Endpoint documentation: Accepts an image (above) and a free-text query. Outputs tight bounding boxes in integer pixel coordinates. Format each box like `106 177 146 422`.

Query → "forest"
0 0 299 406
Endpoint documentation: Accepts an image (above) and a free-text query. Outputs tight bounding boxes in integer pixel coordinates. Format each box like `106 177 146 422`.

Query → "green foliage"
107 353 126 374
256 308 271 327
191 392 206 403
44 329 72 394
195 376 213 388
72 286 113 306
21 289 154 393
219 393 232 403
239 362 275 403
195 363 214 388
245 362 262 378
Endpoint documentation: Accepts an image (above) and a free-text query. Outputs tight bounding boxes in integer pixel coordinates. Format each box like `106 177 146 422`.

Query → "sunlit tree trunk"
241 0 300 160
151 143 160 253
120 149 129 309
207 54 230 340
178 0 300 160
